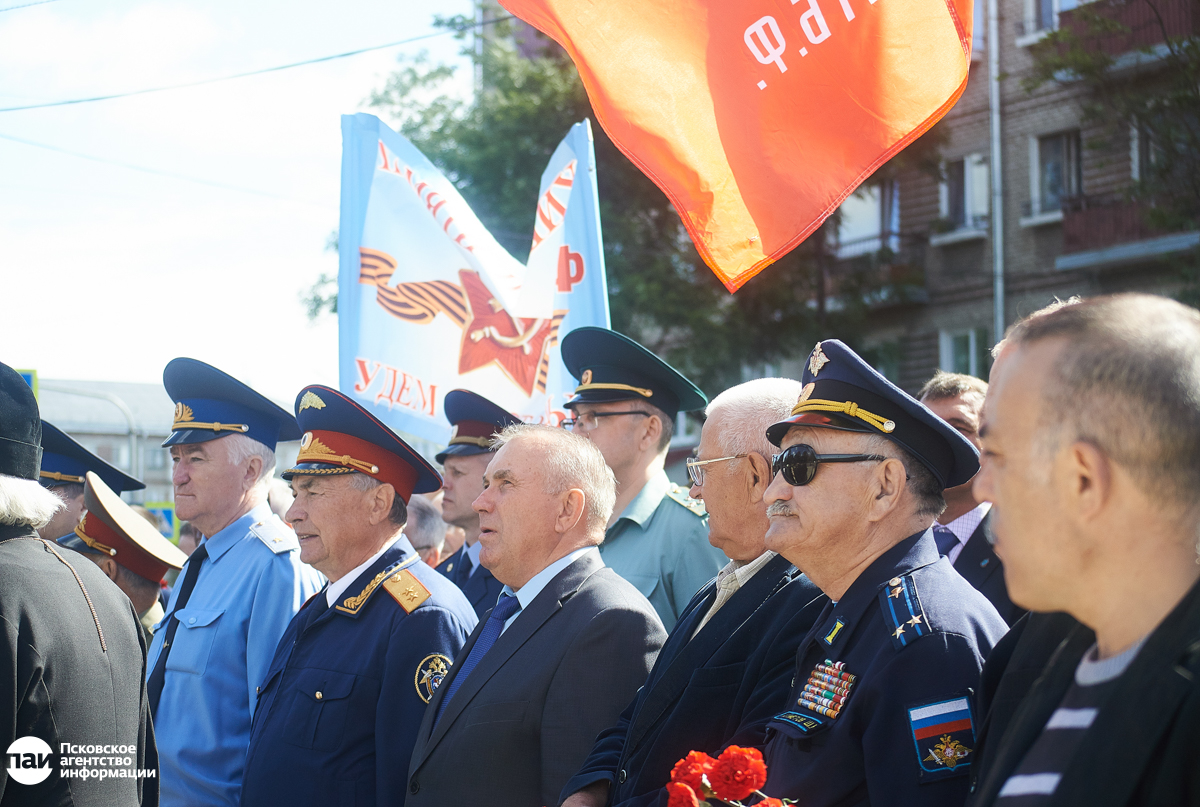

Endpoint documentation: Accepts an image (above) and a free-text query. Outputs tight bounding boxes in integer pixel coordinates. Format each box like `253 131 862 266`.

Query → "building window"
835 181 900 259
1024 131 1081 220
939 154 990 231
1022 0 1079 36
144 446 168 471
939 327 991 379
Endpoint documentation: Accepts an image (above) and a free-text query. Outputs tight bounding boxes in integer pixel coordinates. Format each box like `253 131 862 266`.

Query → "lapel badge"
798 659 856 720
809 342 830 376
415 653 452 703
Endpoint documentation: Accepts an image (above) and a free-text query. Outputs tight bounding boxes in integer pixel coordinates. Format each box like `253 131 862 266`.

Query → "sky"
0 0 473 404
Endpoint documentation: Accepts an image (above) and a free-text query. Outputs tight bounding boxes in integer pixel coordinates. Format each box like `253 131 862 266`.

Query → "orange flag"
499 0 973 291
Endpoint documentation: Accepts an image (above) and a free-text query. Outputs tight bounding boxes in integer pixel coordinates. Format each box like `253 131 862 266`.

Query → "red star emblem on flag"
456 270 554 396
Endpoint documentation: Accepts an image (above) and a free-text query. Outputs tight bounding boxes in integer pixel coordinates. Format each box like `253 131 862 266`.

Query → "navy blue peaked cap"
560 327 707 420
162 358 300 451
284 385 441 502
40 421 144 492
435 389 522 465
766 340 980 490
0 361 41 480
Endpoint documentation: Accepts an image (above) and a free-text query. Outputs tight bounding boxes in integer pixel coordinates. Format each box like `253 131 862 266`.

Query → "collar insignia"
809 342 830 376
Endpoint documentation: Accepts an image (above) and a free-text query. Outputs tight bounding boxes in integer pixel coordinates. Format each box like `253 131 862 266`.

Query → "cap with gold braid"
161 358 301 450
434 389 522 464
57 472 186 583
40 421 145 493
765 340 980 490
560 326 707 420
283 385 441 502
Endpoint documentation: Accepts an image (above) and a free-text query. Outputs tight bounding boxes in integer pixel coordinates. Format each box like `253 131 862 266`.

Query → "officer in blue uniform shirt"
560 327 725 630
240 385 477 807
147 358 324 807
433 389 519 618
36 420 145 543
759 341 1009 807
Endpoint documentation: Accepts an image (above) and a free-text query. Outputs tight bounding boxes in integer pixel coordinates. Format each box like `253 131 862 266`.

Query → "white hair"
492 424 616 538
706 377 805 459
223 433 276 489
0 474 64 529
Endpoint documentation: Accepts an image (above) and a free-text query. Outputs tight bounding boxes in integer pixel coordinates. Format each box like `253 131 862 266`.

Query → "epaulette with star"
879 572 930 650
249 517 299 554
336 556 430 615
666 484 706 517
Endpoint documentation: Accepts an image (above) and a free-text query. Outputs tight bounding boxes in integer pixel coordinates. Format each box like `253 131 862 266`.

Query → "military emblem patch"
772 710 824 734
908 697 975 779
415 654 452 703
822 618 845 645
797 659 856 720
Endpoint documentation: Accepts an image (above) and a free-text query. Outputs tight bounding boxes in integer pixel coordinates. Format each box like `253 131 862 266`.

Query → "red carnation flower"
665 782 700 807
757 799 785 807
707 745 768 803
669 750 715 796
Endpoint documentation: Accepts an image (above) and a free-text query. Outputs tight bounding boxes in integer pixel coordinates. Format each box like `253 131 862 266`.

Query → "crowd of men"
1 291 1197 807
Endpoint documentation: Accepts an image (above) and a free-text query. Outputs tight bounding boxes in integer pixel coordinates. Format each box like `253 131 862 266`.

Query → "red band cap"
76 512 170 583
295 429 420 502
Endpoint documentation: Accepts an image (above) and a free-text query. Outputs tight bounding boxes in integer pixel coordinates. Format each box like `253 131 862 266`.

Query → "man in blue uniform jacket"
433 389 519 618
240 385 477 807
759 341 1008 807
561 378 827 807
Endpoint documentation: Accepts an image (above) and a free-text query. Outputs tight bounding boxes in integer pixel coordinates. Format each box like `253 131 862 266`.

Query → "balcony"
1057 0 1199 58
1055 194 1200 270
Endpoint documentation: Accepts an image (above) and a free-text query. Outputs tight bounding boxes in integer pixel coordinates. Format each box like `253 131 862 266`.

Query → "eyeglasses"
770 443 888 486
561 410 650 432
685 454 748 486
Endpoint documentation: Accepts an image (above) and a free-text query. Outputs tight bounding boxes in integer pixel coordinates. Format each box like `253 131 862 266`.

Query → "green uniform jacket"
599 470 725 631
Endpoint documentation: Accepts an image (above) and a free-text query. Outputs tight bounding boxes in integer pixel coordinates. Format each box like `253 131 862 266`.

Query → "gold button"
315 691 323 700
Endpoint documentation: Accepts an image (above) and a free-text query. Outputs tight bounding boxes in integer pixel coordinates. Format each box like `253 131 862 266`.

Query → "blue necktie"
434 593 522 727
933 524 959 557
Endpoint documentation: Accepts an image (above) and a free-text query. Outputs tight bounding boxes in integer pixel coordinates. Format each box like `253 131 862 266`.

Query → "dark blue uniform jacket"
240 541 477 807
436 544 504 620
562 553 827 807
763 530 1009 807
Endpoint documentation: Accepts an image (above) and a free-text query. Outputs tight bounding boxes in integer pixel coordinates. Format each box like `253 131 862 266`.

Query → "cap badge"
581 369 593 385
174 402 195 423
809 343 830 376
797 383 815 405
299 391 326 412
300 432 313 449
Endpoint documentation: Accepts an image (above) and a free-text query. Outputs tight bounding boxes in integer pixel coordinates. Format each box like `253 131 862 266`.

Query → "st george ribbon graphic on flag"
338 113 610 444
498 0 973 292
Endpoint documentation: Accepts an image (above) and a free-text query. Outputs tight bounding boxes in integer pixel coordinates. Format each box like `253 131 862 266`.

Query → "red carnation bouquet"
666 745 794 807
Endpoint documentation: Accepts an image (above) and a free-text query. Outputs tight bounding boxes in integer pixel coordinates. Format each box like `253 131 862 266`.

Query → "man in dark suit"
968 294 1200 806
407 425 666 807
433 390 519 618
919 371 1023 626
0 361 157 806
239 385 477 807
561 378 827 807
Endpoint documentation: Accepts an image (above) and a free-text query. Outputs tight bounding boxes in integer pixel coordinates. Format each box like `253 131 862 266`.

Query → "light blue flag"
338 113 610 445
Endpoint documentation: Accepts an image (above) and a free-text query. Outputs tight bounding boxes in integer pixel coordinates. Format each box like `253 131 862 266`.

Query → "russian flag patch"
907 696 975 779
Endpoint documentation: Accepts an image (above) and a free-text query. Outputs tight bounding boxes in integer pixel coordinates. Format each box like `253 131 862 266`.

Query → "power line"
0 15 515 114
0 0 58 13
0 132 333 207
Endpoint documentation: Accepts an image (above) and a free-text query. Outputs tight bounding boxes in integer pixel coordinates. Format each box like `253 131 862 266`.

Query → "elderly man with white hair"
0 360 156 806
146 358 323 807
406 425 666 807
561 378 828 807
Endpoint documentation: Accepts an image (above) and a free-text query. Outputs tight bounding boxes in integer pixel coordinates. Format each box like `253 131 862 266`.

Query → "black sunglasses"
770 443 888 486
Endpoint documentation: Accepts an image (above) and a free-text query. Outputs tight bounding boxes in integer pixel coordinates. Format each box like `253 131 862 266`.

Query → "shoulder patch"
415 653 452 703
908 696 976 781
879 573 930 650
249 518 299 554
665 484 706 517
383 569 431 613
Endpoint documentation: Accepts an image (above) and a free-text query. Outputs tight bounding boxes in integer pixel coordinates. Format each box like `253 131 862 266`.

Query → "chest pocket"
164 609 224 675
283 669 358 751
623 573 660 601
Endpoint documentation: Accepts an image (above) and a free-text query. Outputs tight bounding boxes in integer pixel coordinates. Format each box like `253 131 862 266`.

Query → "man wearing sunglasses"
758 340 1008 807
558 327 726 630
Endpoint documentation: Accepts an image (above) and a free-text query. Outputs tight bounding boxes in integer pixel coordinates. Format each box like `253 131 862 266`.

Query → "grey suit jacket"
406 551 667 807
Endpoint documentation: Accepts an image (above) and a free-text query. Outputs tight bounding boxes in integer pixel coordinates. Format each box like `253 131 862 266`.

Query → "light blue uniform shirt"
147 503 323 807
598 470 725 631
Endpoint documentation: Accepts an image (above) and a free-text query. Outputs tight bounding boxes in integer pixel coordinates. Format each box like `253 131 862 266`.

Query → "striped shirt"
996 635 1147 805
